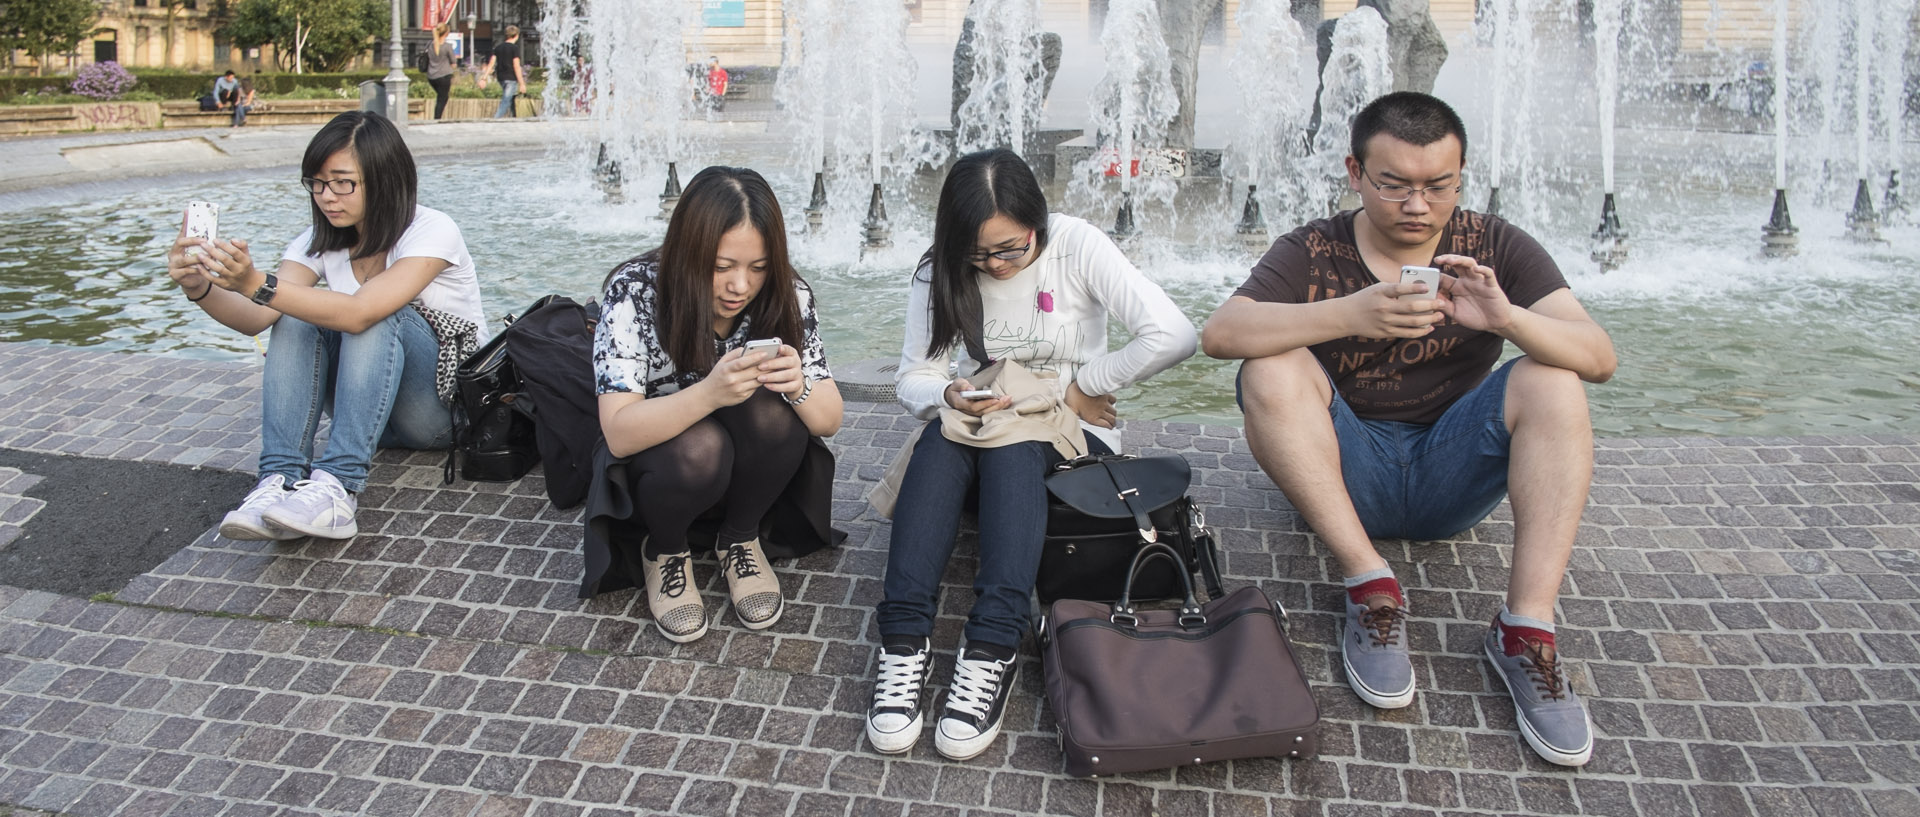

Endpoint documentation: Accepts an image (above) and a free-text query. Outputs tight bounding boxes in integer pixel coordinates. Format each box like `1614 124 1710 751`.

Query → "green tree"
221 0 384 73
0 0 103 76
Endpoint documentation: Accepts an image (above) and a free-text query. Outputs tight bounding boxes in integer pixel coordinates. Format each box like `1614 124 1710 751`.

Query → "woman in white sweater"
866 148 1196 760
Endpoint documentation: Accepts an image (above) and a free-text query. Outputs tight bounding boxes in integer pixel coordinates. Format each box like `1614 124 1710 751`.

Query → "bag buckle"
1108 605 1138 628
1178 605 1207 629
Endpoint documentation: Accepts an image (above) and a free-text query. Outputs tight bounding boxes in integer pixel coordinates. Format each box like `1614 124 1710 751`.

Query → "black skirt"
577 435 845 598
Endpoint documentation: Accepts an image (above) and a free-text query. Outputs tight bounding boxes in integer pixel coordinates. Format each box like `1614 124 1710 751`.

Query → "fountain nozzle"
659 162 683 220
1761 188 1798 258
861 183 892 257
593 143 624 203
1846 178 1882 243
805 172 828 233
1110 192 1137 242
1589 192 1629 272
1235 185 1268 255
1485 187 1502 218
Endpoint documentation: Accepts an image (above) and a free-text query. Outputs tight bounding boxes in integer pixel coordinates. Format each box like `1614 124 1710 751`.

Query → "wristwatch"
249 272 279 306
784 377 814 406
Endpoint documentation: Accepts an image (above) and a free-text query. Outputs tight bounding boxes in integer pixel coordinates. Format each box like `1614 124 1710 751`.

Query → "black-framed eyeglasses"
966 230 1034 263
300 177 359 196
1360 167 1460 203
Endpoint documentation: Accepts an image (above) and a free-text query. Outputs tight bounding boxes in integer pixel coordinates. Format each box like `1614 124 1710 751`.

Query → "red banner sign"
422 0 459 29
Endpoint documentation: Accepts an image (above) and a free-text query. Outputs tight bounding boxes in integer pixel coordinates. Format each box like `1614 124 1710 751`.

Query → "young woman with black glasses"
164 111 487 543
865 148 1196 760
585 166 844 644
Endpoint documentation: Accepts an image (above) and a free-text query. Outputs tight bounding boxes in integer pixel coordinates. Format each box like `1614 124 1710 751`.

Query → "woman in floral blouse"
588 166 843 643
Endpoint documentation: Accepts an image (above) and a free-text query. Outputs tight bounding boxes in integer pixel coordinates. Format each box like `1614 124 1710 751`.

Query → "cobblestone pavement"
1 343 1918 817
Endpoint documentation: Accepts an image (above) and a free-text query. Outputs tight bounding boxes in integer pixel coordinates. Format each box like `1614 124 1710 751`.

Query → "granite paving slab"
1 343 1918 816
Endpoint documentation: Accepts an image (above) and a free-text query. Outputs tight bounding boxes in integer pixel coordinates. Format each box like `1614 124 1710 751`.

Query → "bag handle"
1110 542 1205 630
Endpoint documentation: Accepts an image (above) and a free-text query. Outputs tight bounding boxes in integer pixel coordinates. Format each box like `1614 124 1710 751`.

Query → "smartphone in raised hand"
183 201 219 260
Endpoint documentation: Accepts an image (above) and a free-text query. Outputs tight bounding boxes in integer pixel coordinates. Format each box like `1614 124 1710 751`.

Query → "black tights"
622 389 807 561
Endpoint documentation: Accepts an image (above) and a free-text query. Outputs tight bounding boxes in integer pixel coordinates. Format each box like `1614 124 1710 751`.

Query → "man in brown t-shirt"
1202 92 1616 767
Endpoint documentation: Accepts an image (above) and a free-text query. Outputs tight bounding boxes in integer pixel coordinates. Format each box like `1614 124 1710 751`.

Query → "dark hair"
921 148 1050 360
301 111 417 259
1350 91 1468 165
222 70 235 77
646 166 803 375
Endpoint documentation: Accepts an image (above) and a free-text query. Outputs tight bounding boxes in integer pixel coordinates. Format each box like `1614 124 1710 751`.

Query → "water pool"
3 154 1915 439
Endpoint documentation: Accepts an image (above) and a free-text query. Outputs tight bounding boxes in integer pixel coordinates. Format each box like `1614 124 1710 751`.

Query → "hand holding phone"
1398 265 1441 305
183 201 219 260
957 389 996 400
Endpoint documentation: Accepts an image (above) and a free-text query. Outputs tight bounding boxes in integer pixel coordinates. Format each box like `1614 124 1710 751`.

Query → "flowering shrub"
70 62 138 100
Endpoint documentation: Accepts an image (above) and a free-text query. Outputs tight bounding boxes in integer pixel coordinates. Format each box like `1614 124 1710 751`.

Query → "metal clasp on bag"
1109 605 1138 628
1178 603 1206 629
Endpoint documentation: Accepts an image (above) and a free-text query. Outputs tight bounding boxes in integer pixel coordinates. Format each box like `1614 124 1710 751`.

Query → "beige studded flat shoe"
642 551 708 643
715 539 783 629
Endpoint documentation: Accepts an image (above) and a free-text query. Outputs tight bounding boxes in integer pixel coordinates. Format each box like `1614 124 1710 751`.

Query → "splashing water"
1224 0 1317 229
539 0 697 201
952 0 1049 156
1067 0 1179 232
775 0 941 252
1311 7 1392 209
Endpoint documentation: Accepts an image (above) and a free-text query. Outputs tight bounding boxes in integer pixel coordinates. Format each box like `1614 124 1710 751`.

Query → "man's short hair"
505 25 520 39
222 70 235 77
1350 91 1468 165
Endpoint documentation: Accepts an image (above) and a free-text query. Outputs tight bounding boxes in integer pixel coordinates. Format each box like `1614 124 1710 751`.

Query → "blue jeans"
877 419 1111 651
231 104 250 126
258 309 450 493
493 81 519 118
1329 358 1519 540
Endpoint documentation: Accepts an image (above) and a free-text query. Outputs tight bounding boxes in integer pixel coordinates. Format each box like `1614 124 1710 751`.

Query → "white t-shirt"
280 205 489 336
896 212 1197 451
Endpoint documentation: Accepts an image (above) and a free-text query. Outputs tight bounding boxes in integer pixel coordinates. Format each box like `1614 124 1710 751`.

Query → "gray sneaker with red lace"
1342 595 1415 709
1484 620 1593 767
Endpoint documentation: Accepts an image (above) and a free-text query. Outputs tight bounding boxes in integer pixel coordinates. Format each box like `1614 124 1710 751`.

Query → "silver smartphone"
958 389 996 400
183 201 219 259
1398 265 1441 301
743 337 781 360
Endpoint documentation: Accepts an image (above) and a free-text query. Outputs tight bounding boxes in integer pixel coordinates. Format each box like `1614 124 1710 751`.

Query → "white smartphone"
743 337 781 359
1398 265 1441 301
183 201 219 259
958 389 996 400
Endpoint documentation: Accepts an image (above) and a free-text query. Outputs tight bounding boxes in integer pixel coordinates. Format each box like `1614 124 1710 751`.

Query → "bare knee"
1505 357 1589 431
1240 348 1332 419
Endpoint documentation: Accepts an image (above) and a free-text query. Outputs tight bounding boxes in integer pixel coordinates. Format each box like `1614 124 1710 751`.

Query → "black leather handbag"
1038 453 1222 604
445 298 554 483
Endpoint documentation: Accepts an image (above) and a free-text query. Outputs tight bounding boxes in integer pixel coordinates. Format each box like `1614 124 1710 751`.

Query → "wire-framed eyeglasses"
1360 167 1460 203
300 177 359 196
967 230 1034 263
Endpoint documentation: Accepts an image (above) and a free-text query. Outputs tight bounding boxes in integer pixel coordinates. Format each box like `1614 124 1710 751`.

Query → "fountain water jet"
1844 0 1880 242
1224 0 1315 241
1588 0 1628 271
1760 0 1796 257
1311 8 1392 215
1071 0 1179 243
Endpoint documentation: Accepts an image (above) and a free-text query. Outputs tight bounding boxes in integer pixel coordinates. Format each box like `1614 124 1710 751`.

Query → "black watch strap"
250 273 278 305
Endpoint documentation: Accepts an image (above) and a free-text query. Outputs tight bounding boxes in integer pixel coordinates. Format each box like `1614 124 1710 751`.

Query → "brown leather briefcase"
1040 543 1320 776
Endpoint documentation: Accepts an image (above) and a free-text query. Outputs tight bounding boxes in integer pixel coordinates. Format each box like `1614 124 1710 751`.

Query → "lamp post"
383 0 410 127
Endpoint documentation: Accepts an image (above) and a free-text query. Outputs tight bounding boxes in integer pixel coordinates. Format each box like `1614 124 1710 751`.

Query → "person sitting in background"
229 78 255 127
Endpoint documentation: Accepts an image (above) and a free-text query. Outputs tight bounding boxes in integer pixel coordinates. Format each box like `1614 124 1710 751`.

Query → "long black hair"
922 148 1050 361
301 111 418 260
646 165 803 375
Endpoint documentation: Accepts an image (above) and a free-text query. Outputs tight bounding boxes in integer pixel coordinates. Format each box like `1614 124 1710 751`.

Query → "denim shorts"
1241 357 1519 541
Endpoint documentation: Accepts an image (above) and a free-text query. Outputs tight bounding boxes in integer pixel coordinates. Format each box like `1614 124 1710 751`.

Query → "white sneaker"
866 638 932 754
218 474 299 541
261 469 358 539
934 646 1018 761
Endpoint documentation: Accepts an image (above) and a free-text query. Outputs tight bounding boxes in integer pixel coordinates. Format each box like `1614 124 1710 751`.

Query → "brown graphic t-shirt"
1233 209 1567 425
